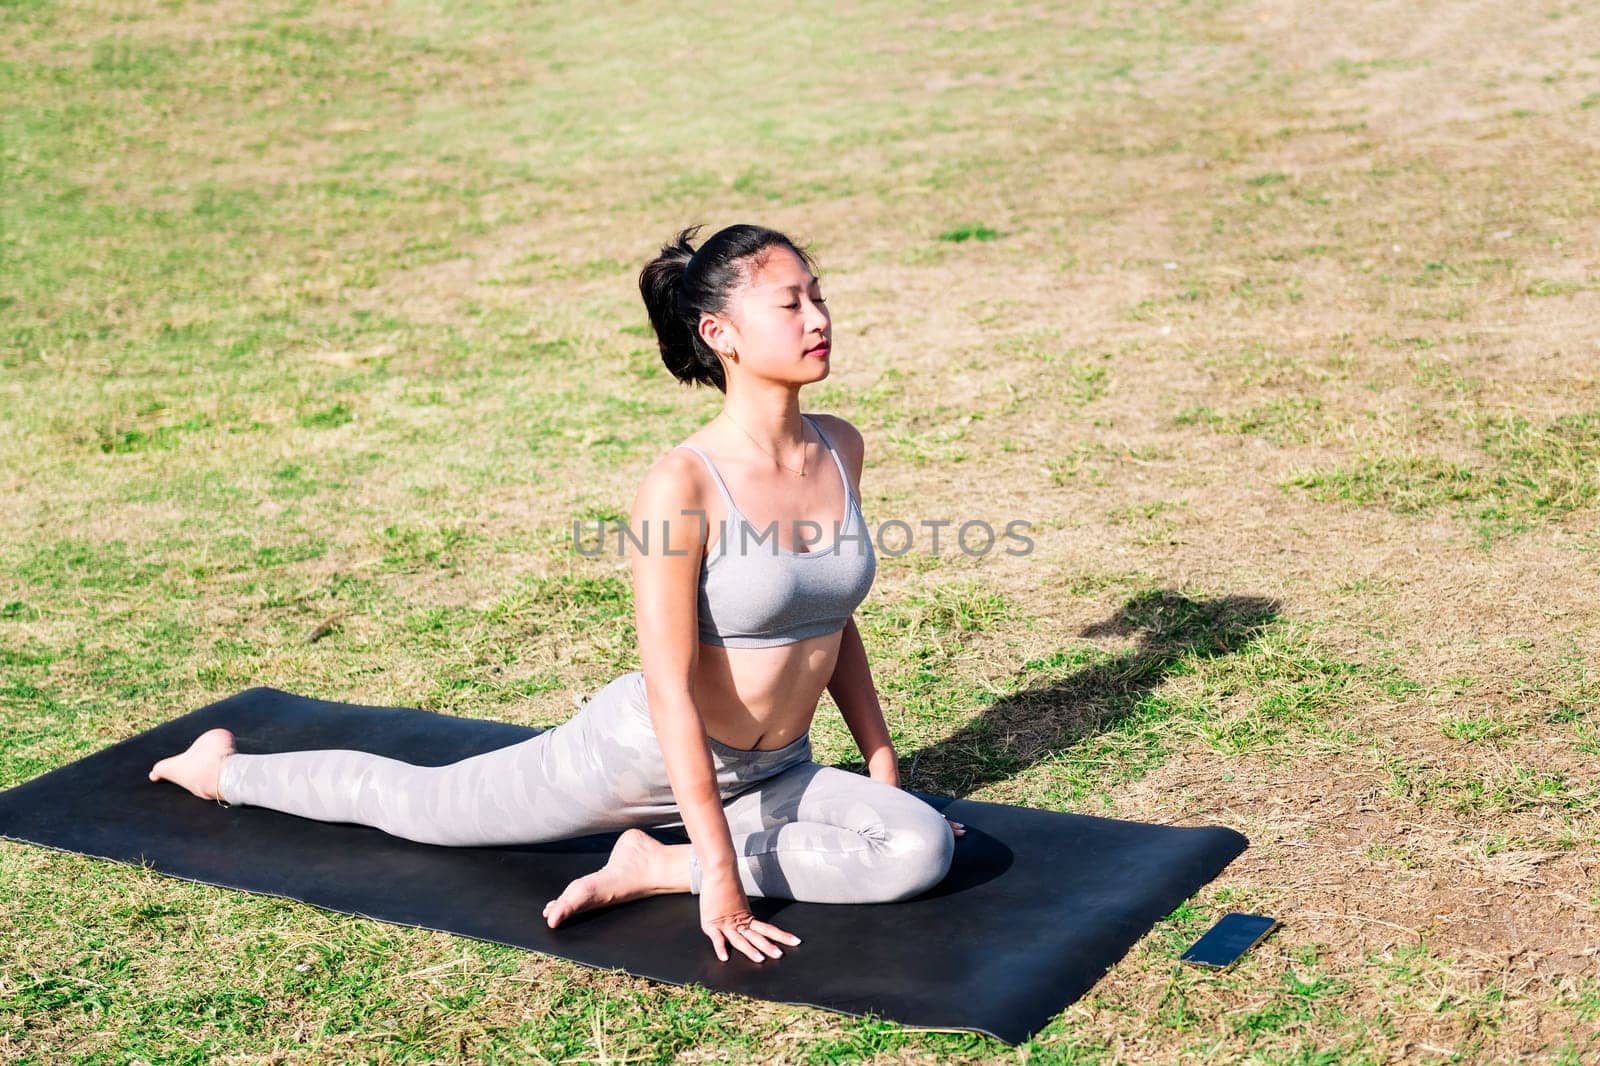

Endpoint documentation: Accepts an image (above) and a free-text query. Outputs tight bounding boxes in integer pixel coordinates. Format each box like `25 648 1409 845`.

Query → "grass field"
3 0 1598 1061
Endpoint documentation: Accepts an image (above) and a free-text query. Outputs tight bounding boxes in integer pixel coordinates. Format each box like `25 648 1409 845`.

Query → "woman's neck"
717 393 808 454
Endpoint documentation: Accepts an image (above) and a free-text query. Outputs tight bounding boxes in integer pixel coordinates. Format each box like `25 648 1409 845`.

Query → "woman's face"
704 246 832 382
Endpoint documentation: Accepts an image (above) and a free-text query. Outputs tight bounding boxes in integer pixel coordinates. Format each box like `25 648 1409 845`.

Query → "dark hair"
638 223 817 392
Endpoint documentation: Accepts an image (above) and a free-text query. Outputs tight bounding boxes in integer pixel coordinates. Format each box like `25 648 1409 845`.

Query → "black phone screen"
1179 913 1280 970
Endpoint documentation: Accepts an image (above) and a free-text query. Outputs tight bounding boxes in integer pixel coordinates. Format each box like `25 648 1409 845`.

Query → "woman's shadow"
867 589 1281 797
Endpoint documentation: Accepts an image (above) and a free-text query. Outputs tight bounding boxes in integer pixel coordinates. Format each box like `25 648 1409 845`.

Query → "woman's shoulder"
634 441 710 514
807 413 864 469
806 412 863 450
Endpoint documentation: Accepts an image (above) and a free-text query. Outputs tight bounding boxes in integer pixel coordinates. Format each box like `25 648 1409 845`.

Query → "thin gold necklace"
718 411 808 476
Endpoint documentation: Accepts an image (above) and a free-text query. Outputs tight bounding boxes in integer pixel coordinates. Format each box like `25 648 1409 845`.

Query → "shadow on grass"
898 590 1281 797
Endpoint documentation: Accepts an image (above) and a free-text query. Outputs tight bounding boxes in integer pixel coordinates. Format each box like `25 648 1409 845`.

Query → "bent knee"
871 803 955 902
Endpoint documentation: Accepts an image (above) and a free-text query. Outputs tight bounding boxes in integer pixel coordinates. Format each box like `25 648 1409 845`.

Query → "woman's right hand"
698 871 802 963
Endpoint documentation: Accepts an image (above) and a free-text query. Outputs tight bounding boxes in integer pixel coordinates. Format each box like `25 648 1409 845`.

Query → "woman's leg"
683 756 956 904
155 673 952 910
213 671 670 848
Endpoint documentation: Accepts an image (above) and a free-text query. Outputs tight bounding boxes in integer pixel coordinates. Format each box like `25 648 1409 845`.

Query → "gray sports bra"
674 414 877 649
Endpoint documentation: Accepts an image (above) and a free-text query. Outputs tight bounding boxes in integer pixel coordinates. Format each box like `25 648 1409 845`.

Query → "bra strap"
674 444 743 518
678 418 855 517
802 414 858 509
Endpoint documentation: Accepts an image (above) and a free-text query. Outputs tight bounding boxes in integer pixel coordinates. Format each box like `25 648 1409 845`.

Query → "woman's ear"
697 313 733 355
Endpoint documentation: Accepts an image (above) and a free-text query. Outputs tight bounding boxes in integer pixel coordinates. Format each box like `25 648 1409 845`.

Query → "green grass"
936 224 1002 243
1175 396 1338 446
1284 409 1600 541
1382 758 1593 817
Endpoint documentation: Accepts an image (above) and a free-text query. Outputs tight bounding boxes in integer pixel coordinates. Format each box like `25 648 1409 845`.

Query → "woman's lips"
806 343 831 356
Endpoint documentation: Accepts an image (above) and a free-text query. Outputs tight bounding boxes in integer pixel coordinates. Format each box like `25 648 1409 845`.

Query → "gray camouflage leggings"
217 670 954 903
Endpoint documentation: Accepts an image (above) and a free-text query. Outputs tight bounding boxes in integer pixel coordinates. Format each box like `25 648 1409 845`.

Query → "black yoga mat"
0 686 1248 1045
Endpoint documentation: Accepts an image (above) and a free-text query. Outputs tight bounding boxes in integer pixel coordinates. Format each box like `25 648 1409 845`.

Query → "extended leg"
686 762 955 904
209 673 667 848
216 742 573 847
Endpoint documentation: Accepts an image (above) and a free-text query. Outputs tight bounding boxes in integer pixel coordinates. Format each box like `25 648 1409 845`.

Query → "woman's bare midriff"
692 634 842 751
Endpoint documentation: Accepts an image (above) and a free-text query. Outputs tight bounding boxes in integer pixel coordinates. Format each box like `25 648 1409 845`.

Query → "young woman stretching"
148 223 965 965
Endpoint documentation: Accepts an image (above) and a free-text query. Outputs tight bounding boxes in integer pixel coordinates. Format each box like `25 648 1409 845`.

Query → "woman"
148 223 965 966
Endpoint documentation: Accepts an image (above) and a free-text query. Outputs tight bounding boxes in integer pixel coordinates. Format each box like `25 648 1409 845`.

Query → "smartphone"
1179 913 1281 970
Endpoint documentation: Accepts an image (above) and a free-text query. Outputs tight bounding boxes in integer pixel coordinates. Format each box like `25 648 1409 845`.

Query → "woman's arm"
826 616 899 786
628 451 800 962
815 414 964 837
628 456 739 878
813 414 899 786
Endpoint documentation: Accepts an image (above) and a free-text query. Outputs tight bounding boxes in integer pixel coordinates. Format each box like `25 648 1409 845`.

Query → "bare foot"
147 727 235 800
543 828 690 929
